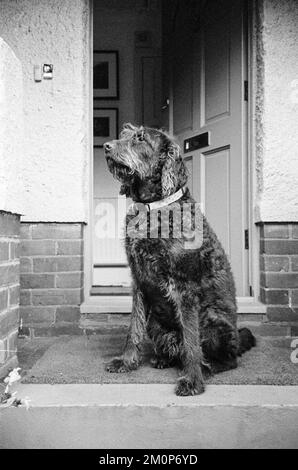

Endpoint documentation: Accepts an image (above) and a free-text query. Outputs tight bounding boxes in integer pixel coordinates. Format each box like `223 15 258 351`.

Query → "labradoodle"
104 123 255 396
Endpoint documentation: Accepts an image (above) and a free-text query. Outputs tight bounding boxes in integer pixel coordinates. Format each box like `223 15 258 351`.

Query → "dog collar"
144 186 187 211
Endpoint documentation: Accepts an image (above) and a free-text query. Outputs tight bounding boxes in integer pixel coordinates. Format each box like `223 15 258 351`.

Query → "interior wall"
93 0 162 199
0 0 90 222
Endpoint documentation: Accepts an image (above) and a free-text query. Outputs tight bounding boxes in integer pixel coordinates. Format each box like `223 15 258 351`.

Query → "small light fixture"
43 64 53 79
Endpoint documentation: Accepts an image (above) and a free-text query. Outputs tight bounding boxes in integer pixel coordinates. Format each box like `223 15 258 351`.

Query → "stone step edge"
1 384 298 448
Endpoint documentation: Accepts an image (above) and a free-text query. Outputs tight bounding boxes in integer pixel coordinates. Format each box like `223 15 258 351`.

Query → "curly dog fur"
104 123 255 396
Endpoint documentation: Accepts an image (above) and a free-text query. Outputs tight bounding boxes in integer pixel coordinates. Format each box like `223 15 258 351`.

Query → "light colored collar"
144 186 187 211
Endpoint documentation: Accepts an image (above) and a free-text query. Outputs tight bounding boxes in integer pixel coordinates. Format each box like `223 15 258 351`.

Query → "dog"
104 123 255 396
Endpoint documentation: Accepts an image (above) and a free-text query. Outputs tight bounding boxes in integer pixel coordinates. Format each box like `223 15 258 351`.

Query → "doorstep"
80 295 267 314
1 384 298 449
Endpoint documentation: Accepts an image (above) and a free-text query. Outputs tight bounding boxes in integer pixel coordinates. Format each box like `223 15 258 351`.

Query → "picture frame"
93 51 119 100
93 108 118 148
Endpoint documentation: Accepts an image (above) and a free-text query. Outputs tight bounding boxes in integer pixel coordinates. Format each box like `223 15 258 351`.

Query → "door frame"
83 0 94 302
247 0 262 303
82 0 264 311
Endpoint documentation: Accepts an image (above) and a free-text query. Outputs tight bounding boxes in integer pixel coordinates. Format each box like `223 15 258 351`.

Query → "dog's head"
104 123 187 201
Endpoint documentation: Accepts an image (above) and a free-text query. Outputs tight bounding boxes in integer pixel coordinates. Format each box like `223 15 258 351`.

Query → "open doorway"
92 0 163 290
92 0 250 301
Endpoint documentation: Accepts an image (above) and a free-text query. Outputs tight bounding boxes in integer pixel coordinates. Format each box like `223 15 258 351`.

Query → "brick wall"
20 223 84 336
0 211 20 378
260 223 298 322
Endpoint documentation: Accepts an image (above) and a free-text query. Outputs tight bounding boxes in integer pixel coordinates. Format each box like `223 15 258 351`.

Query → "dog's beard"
106 156 134 183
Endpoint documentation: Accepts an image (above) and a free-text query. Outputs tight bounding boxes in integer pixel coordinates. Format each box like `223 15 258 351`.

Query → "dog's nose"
104 142 113 152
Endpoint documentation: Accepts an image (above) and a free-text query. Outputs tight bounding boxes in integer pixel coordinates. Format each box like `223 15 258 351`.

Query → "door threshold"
90 286 131 296
81 295 132 313
81 295 267 315
237 297 267 314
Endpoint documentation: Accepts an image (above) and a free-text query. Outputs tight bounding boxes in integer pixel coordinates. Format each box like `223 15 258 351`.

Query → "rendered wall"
256 0 298 222
0 0 90 222
0 39 23 215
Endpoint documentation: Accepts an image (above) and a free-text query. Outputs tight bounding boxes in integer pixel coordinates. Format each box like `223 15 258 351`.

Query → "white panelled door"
170 0 249 296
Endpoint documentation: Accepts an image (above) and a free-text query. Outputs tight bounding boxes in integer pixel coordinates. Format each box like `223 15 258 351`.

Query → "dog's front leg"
106 286 146 373
172 295 205 395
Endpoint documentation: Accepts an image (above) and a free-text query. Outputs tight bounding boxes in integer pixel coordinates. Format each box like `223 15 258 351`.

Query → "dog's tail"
237 327 256 355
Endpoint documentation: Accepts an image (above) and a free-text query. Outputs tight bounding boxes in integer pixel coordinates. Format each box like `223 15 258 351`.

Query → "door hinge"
244 80 248 101
244 229 249 249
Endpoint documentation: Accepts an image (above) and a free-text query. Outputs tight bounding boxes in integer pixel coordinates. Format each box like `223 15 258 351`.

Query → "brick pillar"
260 223 298 323
20 223 84 336
0 211 20 378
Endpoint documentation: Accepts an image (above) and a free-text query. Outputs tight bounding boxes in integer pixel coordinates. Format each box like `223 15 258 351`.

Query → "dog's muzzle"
104 142 116 168
104 142 113 153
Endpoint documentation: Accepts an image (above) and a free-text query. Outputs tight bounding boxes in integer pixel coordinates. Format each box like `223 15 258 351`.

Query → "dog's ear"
122 123 138 132
120 183 131 197
161 142 188 197
120 123 140 140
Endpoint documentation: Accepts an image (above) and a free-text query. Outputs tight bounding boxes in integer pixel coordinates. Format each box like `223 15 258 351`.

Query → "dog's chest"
126 238 171 284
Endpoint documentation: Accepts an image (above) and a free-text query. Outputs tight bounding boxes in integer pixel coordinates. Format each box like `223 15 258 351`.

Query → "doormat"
18 331 298 385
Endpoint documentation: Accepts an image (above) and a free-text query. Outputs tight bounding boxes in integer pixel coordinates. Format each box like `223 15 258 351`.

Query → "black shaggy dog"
104 123 255 396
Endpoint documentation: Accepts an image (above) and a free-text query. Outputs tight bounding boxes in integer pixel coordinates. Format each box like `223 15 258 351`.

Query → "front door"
165 0 249 296
93 0 249 297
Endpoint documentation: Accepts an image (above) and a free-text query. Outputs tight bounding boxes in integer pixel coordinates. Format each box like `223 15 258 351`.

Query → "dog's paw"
175 376 205 396
150 356 173 369
105 358 130 373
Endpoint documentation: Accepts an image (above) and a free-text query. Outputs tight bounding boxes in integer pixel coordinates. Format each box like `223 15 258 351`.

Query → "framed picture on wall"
93 51 119 99
93 108 118 148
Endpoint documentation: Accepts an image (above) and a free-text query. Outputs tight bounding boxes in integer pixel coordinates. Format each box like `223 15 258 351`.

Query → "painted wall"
0 39 24 215
256 0 298 222
0 0 90 222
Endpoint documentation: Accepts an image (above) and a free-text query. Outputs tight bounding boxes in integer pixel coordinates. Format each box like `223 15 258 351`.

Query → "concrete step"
80 313 130 333
1 384 298 449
